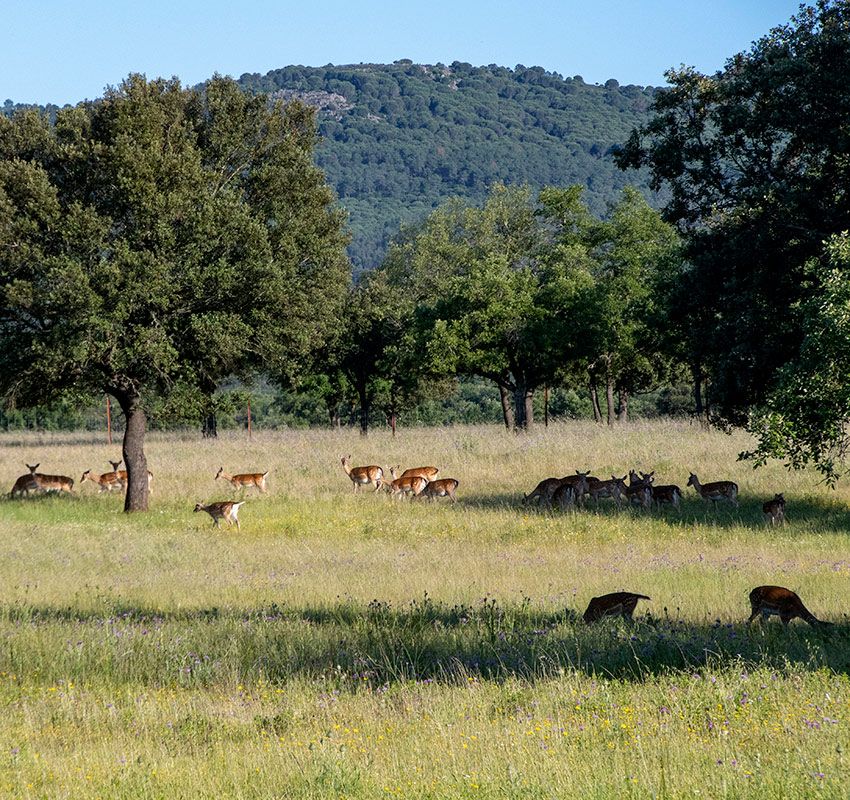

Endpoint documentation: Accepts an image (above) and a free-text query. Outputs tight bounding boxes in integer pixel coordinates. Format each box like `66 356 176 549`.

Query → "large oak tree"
0 75 350 510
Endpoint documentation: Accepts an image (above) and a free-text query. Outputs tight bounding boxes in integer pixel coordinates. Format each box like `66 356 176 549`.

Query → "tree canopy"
0 75 350 509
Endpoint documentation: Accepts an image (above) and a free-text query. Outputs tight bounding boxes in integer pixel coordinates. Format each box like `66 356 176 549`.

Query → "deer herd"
3 454 832 628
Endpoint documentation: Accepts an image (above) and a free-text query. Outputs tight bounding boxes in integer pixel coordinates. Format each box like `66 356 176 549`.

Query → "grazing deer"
523 477 564 507
420 478 459 502
589 475 627 506
651 483 682 509
215 467 269 493
193 501 246 531
27 463 74 494
340 455 383 493
387 467 428 499
9 465 40 497
762 494 786 526
583 592 651 623
687 472 738 507
400 465 439 481
747 586 829 628
625 470 654 509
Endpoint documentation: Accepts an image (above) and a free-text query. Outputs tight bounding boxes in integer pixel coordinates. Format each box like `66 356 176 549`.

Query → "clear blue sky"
4 0 803 105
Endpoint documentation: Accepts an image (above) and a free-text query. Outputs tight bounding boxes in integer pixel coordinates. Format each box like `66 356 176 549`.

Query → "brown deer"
215 467 269 493
583 592 651 623
340 455 383 493
193 501 246 531
552 481 577 510
523 477 564 507
81 464 125 492
420 478 459 502
9 465 40 497
110 461 154 494
561 471 594 505
747 586 828 627
589 475 627 506
400 465 439 481
387 467 428 499
27 463 74 494
651 483 682 509
625 470 654 509
687 472 738 507
762 494 786 526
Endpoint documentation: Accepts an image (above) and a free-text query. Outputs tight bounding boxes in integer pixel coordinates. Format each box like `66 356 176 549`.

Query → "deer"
215 467 269 493
583 592 651 624
651 483 682 509
747 586 829 628
9 465 40 497
625 470 654 509
340 455 383 493
81 463 126 492
687 472 738 507
561 471 594 505
552 481 577 510
523 477 565 507
399 465 439 481
26 463 74 494
110 461 154 494
419 477 459 502
588 475 627 506
193 501 246 531
762 494 786 526
387 467 428 499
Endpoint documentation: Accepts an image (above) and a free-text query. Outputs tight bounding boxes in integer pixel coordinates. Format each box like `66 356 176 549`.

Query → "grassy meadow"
1 420 849 798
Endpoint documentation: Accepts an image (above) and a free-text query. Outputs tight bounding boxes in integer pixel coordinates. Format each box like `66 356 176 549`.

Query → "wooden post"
247 399 252 441
390 411 397 438
106 395 113 445
544 385 549 428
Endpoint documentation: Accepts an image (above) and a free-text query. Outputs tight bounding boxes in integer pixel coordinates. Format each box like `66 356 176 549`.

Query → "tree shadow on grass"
458 492 850 533
3 597 850 686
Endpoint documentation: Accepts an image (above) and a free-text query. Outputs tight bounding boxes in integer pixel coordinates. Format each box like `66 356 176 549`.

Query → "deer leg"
746 609 759 625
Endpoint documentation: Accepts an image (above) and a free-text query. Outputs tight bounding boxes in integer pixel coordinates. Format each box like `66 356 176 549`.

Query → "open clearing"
1 421 849 798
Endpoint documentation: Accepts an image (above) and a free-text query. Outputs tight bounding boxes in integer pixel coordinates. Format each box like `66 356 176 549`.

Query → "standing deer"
523 477 564 507
27 463 74 494
747 586 828 627
193 501 246 531
651 483 682 509
387 467 428 499
400 465 439 481
215 467 269 493
583 592 651 623
762 494 786 526
626 470 654 509
340 455 383 493
687 472 738 507
9 465 40 497
420 478 459 502
110 460 154 494
589 475 627 506
81 463 125 492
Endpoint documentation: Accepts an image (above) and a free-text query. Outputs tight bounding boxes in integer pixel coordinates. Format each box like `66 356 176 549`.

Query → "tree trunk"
390 410 397 438
692 363 704 419
201 412 217 438
357 384 369 437
498 384 515 431
605 368 615 428
113 391 149 513
544 385 549 428
589 376 602 423
513 384 534 431
617 387 629 423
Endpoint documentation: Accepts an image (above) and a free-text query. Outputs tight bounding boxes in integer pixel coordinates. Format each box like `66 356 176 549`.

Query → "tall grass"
1 421 849 797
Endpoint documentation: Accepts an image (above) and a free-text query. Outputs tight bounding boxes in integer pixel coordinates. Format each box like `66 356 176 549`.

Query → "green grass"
1 421 849 798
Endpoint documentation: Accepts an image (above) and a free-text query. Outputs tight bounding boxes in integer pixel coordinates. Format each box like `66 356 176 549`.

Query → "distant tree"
0 75 349 510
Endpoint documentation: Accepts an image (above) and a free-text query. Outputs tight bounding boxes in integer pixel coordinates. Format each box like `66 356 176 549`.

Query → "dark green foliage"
235 62 660 270
618 1 850 438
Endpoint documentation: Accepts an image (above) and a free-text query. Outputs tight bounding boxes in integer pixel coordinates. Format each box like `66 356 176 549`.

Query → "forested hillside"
236 62 660 269
5 63 660 270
